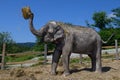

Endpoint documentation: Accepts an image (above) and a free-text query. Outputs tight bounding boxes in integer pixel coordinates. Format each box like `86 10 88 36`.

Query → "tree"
92 11 112 30
0 32 14 69
0 32 13 44
99 28 114 46
0 32 14 53
7 43 32 53
111 7 120 27
99 28 120 46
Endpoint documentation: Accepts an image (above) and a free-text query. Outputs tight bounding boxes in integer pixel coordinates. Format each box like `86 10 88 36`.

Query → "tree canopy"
0 32 14 45
111 7 120 27
92 11 112 30
0 32 32 54
86 7 120 46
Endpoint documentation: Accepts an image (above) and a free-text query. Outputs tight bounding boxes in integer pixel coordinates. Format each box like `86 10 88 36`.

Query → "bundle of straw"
22 7 31 19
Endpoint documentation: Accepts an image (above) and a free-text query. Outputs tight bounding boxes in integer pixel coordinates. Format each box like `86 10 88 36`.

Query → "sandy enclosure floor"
0 58 120 80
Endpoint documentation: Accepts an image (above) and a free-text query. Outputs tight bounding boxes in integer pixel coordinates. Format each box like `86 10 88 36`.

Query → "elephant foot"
91 67 95 71
63 71 70 76
50 71 56 75
95 69 102 73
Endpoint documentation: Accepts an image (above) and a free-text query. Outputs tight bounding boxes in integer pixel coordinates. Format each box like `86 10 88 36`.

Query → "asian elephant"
22 7 102 76
44 21 102 76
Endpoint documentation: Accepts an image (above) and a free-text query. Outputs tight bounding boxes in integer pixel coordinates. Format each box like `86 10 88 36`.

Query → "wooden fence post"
44 44 48 64
79 54 82 64
1 43 6 70
115 40 119 60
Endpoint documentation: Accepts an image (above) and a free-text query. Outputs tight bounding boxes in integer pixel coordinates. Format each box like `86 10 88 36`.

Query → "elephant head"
43 21 65 43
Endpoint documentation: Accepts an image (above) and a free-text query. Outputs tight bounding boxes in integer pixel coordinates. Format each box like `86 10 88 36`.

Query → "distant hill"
17 42 35 48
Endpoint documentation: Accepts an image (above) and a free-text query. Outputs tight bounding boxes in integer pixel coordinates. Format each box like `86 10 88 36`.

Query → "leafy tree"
99 28 120 46
92 11 112 30
0 32 31 54
7 43 32 53
0 32 14 54
0 32 13 44
111 7 120 27
99 29 114 46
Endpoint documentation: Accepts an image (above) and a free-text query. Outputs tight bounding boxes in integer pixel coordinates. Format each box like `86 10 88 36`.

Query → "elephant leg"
62 53 71 76
88 54 96 71
51 49 62 75
95 46 102 73
62 34 73 76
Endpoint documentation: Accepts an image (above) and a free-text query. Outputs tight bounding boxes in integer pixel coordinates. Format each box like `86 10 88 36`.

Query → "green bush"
99 28 120 46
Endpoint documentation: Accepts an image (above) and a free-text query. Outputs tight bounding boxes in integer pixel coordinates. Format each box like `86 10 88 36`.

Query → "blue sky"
0 0 120 43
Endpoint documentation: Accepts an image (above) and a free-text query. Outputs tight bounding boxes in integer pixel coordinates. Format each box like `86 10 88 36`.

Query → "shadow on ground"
70 66 111 74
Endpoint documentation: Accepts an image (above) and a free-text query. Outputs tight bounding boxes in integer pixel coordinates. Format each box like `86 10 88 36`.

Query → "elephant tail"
102 33 114 44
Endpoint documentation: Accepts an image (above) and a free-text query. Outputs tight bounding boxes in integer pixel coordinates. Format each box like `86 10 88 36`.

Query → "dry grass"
22 7 31 19
0 55 120 80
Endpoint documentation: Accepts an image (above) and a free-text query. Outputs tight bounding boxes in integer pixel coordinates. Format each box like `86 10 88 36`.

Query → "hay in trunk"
22 7 32 19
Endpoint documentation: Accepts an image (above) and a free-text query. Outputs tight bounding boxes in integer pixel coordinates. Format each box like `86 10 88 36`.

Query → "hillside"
17 42 35 48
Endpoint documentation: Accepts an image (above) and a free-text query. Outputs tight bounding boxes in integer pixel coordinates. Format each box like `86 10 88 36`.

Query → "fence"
115 40 120 60
0 40 120 69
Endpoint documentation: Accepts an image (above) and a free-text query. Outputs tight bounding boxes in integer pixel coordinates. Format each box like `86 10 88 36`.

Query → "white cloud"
107 13 116 18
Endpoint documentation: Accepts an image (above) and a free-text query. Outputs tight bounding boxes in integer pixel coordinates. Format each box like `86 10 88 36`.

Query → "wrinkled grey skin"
44 21 102 76
26 12 102 76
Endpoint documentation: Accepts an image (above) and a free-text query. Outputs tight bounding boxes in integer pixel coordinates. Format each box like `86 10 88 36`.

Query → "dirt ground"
0 57 120 80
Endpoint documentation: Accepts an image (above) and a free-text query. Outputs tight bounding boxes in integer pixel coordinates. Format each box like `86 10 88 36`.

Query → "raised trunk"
29 13 42 37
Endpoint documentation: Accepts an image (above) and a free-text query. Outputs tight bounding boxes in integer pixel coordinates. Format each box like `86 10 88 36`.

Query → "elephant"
43 21 102 76
22 7 102 76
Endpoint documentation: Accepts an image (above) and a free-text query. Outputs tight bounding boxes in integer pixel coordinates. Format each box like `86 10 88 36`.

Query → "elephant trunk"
22 7 42 37
29 12 43 37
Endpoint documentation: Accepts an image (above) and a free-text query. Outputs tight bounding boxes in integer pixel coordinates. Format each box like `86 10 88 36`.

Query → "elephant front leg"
51 49 62 75
62 53 71 76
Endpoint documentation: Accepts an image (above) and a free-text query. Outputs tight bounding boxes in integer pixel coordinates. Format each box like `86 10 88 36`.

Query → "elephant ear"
53 25 65 41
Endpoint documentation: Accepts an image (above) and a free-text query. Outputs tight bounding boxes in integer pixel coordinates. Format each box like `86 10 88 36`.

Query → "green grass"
5 51 114 64
38 56 45 61
102 53 114 59
5 54 39 62
70 57 91 63
70 54 114 64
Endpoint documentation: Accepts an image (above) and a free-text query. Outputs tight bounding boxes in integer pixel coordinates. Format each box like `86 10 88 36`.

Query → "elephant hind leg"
95 42 102 73
88 54 96 71
95 49 102 73
88 45 102 73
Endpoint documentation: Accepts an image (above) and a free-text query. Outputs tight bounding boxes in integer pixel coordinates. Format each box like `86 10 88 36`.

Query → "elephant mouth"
44 37 61 44
53 38 63 44
44 33 64 43
44 37 54 43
